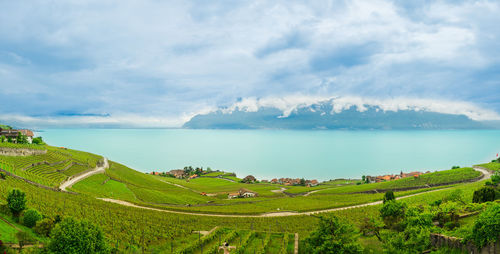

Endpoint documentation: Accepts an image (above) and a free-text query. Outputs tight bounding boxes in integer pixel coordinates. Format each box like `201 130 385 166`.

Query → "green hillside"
0 141 498 253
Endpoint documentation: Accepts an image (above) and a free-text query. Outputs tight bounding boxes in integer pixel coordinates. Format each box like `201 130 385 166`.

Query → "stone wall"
430 233 500 254
0 147 47 156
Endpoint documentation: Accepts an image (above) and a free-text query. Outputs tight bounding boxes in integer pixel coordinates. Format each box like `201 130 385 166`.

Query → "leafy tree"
383 207 433 253
380 200 406 230
16 133 28 144
491 172 500 186
304 215 363 253
49 217 109 254
32 136 44 145
472 186 496 203
0 135 5 142
383 190 395 204
23 208 42 228
34 217 56 237
468 203 500 248
362 175 366 182
360 217 384 241
7 189 26 217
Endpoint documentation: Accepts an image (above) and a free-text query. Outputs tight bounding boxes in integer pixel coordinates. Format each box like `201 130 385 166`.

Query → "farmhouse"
168 169 186 179
18 129 34 143
0 128 19 140
228 188 258 199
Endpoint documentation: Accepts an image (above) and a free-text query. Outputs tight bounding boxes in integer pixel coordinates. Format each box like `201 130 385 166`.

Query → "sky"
1 0 500 128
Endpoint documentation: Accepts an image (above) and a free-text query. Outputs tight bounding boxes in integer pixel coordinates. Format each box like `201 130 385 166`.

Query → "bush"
380 200 406 230
472 187 496 203
34 217 55 237
23 208 42 228
383 190 395 204
7 189 26 217
304 215 363 253
49 217 109 254
469 203 500 248
0 172 6 179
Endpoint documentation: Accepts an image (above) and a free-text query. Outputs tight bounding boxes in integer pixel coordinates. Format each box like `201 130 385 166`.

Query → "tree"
32 136 44 145
468 203 500 248
305 215 363 253
0 135 5 142
383 207 433 253
380 200 406 230
472 187 496 203
7 189 26 217
23 208 42 228
34 217 55 237
16 133 28 144
49 217 109 254
362 175 366 182
383 190 395 204
359 217 384 241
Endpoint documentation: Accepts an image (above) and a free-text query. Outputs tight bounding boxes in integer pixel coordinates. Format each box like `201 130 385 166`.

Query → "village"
149 167 321 199
363 170 429 183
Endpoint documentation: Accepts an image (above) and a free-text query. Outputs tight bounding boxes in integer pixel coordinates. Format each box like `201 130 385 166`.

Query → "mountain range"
183 100 491 130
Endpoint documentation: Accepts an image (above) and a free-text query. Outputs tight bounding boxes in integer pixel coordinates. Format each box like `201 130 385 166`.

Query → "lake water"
40 129 500 181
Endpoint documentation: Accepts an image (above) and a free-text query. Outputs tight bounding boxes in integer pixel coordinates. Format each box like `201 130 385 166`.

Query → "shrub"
7 189 26 217
16 231 33 251
49 217 109 254
472 187 496 203
34 217 55 237
380 200 406 230
469 203 500 248
305 215 363 253
383 190 395 204
0 172 6 179
23 208 42 228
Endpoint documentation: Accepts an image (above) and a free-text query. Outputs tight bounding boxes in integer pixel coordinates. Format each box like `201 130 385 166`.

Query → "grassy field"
0 142 495 252
476 161 500 172
312 167 480 195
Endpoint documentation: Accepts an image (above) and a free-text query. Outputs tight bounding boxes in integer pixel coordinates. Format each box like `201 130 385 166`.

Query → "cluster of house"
365 171 428 183
0 128 34 143
262 178 319 187
150 169 201 180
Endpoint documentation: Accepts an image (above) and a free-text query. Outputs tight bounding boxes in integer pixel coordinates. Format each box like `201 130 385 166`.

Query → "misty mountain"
183 103 489 130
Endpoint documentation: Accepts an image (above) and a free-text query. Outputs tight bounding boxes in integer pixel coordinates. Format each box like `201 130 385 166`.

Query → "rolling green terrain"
0 141 497 253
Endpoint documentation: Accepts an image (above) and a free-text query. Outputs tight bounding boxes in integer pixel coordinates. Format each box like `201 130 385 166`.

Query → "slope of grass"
476 162 500 172
70 173 137 202
314 167 480 195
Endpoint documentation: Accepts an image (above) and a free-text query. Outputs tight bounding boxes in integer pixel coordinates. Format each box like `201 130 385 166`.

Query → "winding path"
59 158 109 191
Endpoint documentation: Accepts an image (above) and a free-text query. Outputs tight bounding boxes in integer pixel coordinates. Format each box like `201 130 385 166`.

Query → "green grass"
313 167 480 195
0 217 18 243
0 213 48 244
70 173 138 202
158 176 281 197
476 162 500 172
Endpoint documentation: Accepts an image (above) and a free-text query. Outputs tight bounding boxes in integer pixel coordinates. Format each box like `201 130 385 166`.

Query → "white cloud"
218 95 500 121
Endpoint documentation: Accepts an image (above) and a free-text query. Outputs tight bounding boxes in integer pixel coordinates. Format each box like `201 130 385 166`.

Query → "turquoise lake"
40 129 500 181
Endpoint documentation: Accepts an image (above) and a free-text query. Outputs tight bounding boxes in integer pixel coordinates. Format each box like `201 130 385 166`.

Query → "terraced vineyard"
0 144 103 187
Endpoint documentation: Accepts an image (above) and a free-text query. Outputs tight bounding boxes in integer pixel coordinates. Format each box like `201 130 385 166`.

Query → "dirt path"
96 167 490 218
59 158 109 191
472 166 493 180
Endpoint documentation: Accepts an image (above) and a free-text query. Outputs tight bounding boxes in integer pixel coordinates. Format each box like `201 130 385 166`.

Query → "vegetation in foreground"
0 134 499 252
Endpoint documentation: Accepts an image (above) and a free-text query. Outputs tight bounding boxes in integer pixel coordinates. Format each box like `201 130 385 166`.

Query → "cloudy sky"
1 0 500 127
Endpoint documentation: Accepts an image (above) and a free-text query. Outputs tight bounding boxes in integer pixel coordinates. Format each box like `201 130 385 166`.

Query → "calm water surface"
40 129 500 181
